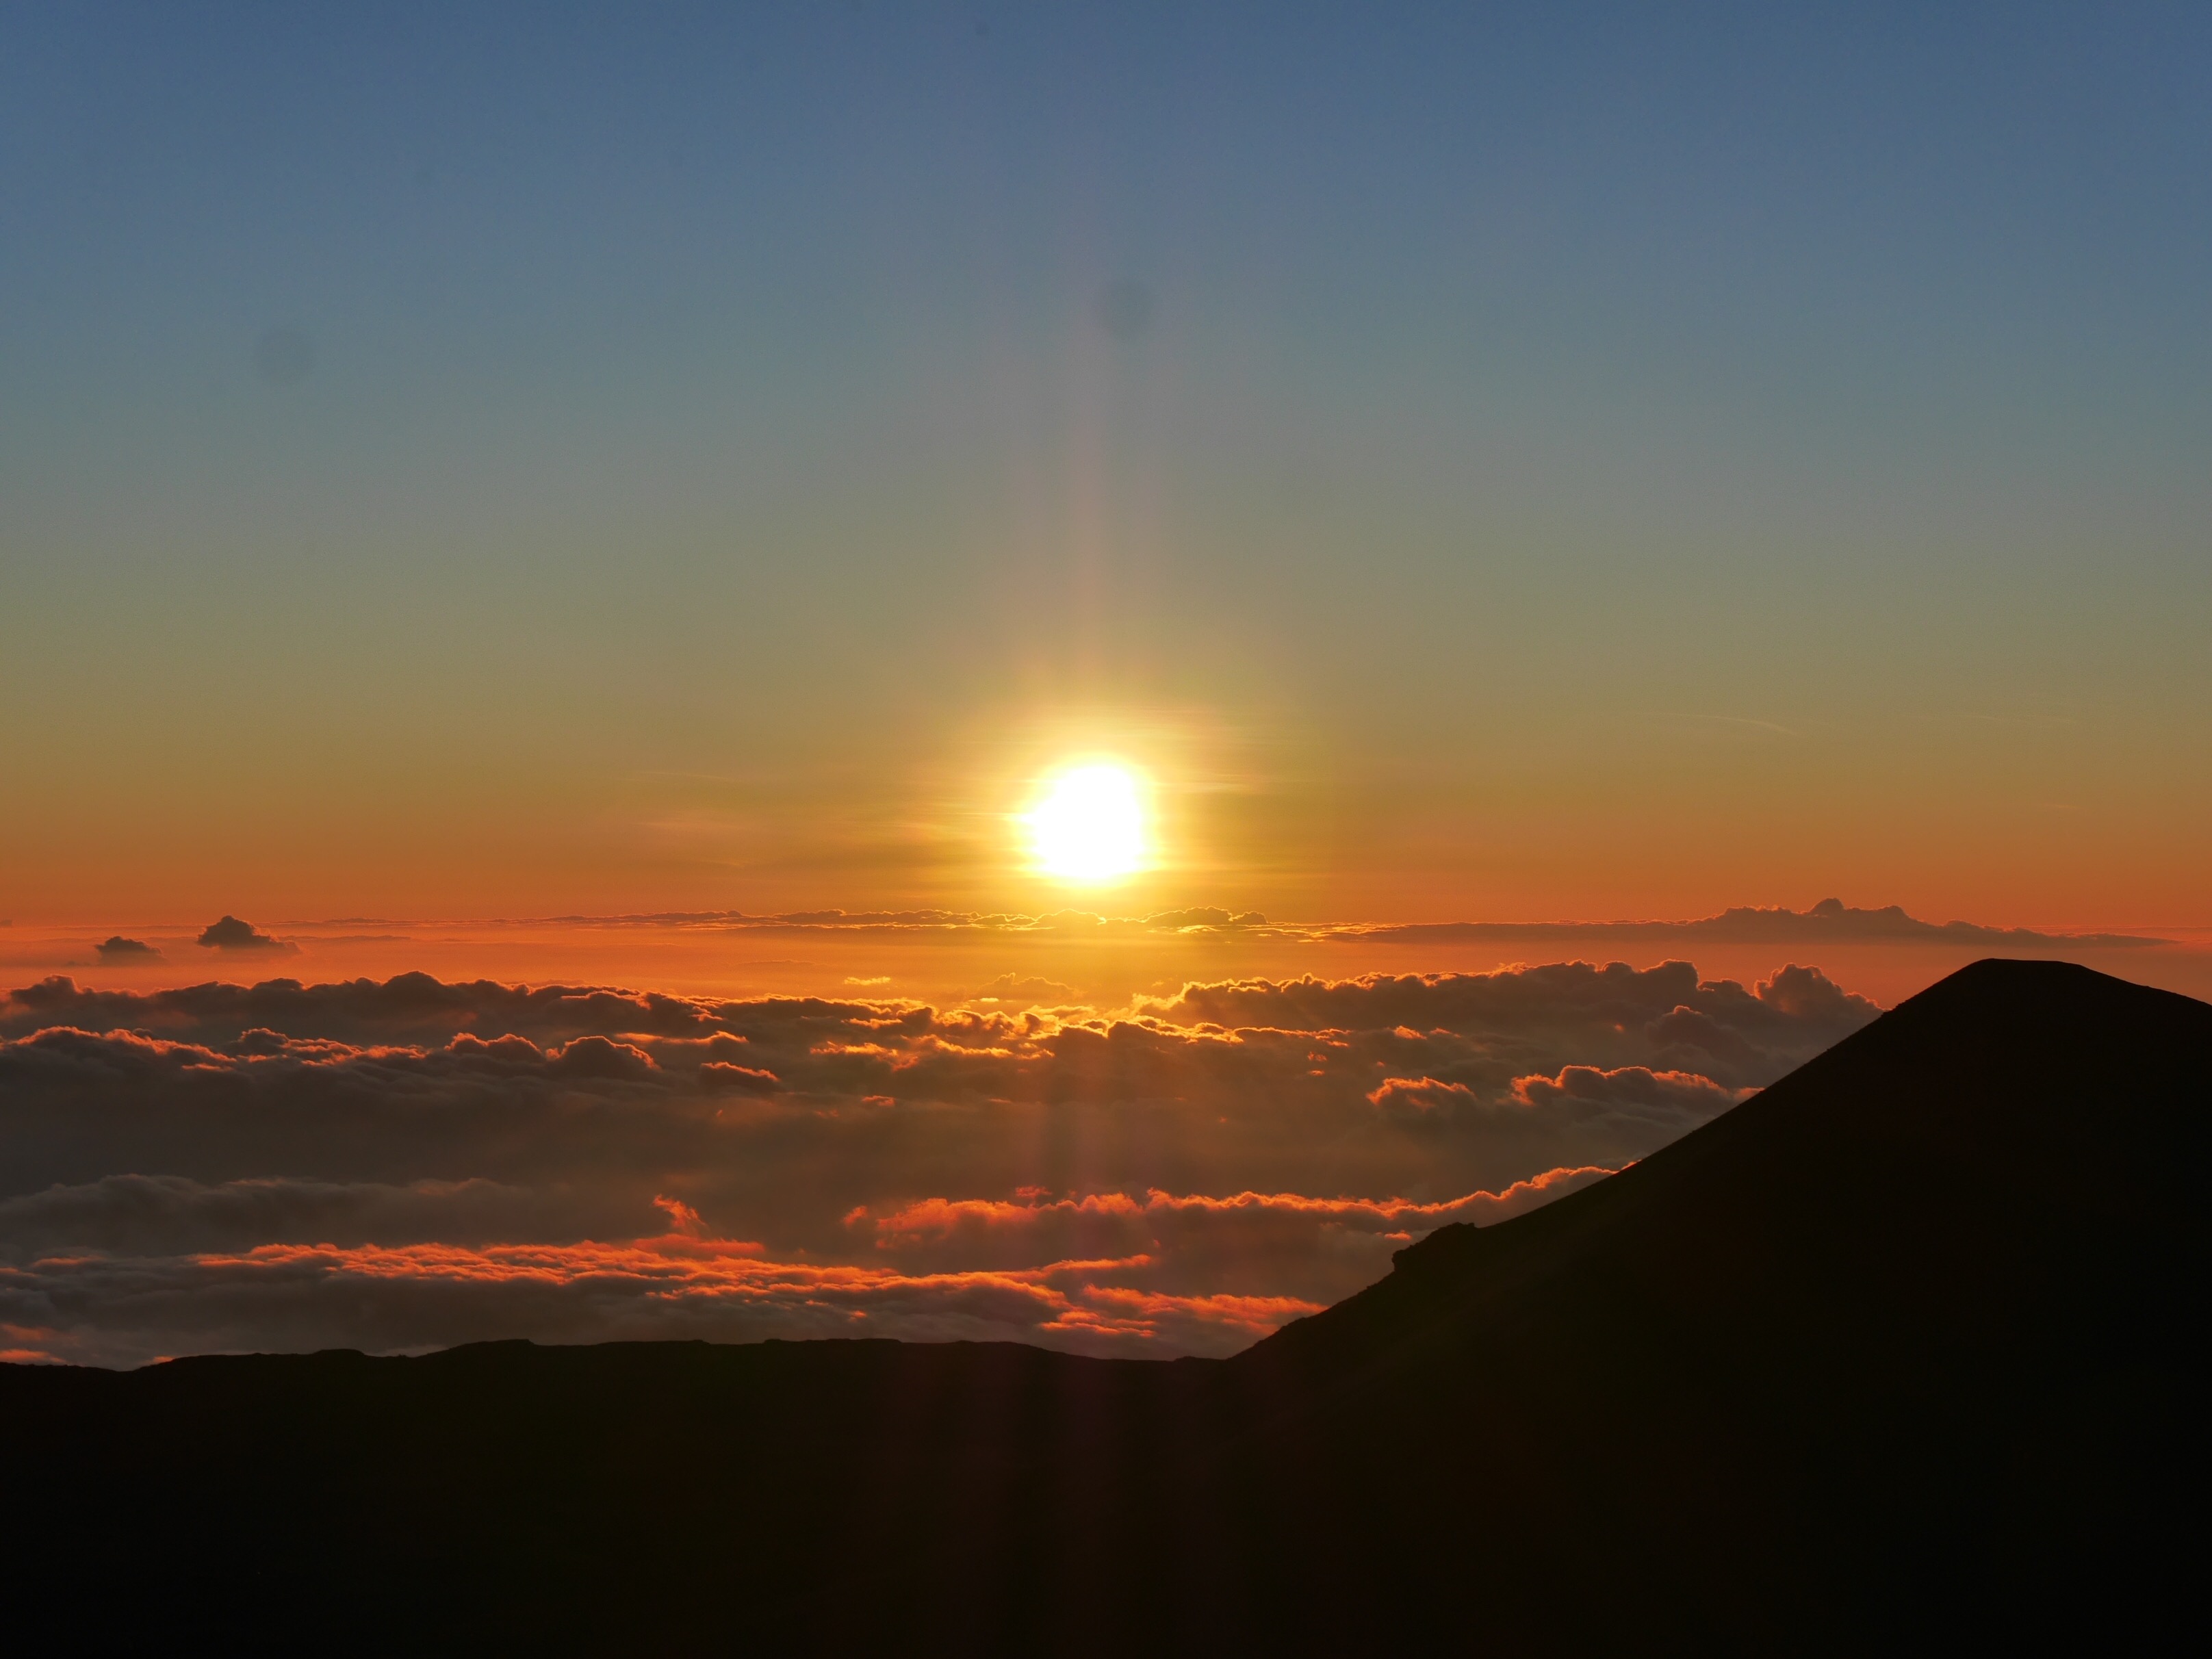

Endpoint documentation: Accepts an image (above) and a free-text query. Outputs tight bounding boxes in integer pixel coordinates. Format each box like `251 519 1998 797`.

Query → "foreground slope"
8 960 2204 1651
1197 956 2208 1641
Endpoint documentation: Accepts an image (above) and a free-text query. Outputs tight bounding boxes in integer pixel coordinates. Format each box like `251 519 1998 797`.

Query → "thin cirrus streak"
1 958 1877 1366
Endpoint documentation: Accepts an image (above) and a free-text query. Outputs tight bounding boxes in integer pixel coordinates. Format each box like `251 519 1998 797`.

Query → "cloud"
652 1195 704 1237
1328 899 2161 950
0 1172 1627 1369
1365 1076 1479 1116
852 1168 1614 1296
196 916 294 953
0 960 1875 1366
699 1061 782 1094
94 936 163 962
968 973 1078 1008
1510 1065 1751 1118
312 899 2159 948
0 1174 578 1256
0 961 1865 1220
1144 958 1879 1090
0 1233 1321 1369
0 970 738 1049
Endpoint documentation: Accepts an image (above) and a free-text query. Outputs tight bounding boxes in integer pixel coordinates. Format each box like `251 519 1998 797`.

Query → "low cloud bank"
1335 897 2161 949
1 960 1877 1366
360 897 2157 948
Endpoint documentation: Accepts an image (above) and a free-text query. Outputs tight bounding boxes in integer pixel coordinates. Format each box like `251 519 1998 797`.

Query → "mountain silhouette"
8 960 2202 1651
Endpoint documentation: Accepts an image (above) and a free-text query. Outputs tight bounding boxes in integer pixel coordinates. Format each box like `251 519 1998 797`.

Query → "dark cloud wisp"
196 916 294 953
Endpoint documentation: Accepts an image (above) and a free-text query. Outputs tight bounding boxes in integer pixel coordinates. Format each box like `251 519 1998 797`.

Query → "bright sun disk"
1024 762 1150 884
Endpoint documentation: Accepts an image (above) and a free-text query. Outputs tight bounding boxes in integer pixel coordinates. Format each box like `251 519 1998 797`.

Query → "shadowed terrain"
9 960 2203 1651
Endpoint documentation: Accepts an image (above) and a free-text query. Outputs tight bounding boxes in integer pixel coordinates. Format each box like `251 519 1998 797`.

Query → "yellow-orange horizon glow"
1022 760 1152 884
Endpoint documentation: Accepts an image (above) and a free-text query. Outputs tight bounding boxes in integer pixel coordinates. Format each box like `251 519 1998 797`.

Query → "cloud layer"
0 960 1876 1366
356 898 2156 948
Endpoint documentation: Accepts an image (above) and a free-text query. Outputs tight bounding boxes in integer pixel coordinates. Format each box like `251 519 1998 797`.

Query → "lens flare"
1023 762 1150 884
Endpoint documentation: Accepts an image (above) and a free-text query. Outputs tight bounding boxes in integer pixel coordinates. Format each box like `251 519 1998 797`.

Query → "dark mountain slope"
8 960 2204 1652
1192 957 2209 1643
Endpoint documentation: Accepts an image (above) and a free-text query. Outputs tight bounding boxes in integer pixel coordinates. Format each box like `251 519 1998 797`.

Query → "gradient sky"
5 1 2208 926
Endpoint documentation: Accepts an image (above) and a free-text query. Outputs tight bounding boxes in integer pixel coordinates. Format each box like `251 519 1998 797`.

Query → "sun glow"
1023 761 1152 884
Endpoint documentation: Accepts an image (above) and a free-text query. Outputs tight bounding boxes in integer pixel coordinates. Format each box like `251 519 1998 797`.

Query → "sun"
1022 761 1152 884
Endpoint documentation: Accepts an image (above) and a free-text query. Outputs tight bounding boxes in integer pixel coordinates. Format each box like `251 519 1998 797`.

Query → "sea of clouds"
0 960 1878 1365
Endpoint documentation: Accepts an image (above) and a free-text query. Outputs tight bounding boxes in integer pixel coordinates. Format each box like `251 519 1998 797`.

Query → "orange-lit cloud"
0 958 1876 1367
5 1173 1646 1366
1508 1066 1752 1115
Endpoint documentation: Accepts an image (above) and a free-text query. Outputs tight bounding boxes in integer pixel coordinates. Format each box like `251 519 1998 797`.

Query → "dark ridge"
8 960 2204 1653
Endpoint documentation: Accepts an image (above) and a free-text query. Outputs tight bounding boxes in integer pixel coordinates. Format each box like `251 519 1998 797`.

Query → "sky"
3 0 2208 929
4 5 2210 1367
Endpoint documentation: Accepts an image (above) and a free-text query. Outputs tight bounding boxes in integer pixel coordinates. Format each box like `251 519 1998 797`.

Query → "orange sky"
6 6 2209 942
5 684 2207 933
